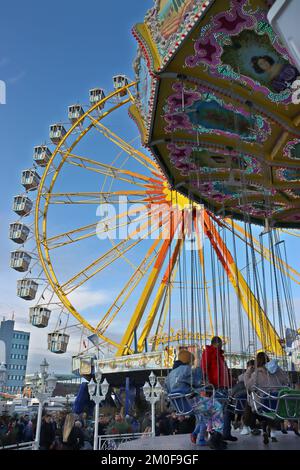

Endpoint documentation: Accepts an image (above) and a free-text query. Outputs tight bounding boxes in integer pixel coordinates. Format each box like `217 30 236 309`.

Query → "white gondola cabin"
9 223 30 244
29 306 51 328
68 105 84 124
49 124 67 144
13 196 33 217
48 332 69 354
10 251 32 272
17 279 38 300
89 88 106 109
21 169 41 191
33 145 52 167
113 75 128 97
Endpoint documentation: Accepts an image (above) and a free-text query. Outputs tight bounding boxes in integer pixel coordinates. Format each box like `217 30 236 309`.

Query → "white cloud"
69 288 110 310
0 279 116 374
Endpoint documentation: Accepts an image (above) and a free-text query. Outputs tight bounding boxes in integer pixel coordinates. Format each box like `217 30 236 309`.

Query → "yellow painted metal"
62 151 158 187
61 207 170 295
33 77 291 357
96 237 162 333
88 122 158 171
150 331 228 347
47 207 143 250
137 237 184 352
151 259 180 352
203 213 284 356
116 215 182 356
282 229 300 239
35 82 138 347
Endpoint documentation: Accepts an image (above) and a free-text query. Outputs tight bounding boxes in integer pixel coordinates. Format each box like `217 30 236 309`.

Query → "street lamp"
0 363 7 392
88 367 109 450
143 371 163 437
31 359 57 450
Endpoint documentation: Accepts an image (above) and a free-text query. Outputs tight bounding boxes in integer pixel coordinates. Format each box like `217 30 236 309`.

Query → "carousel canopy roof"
130 0 300 228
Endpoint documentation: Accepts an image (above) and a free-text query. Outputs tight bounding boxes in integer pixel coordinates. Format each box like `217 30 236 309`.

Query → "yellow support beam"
96 237 162 333
137 237 184 352
116 216 182 356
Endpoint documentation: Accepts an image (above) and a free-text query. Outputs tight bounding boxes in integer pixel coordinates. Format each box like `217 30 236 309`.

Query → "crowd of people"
166 336 300 449
0 410 148 450
1 335 299 450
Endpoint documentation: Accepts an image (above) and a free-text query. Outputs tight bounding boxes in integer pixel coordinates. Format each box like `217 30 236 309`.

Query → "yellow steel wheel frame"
34 80 291 357
35 82 137 349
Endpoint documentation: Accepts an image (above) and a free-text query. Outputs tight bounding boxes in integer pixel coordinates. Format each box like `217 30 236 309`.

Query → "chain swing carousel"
130 0 300 427
8 0 300 416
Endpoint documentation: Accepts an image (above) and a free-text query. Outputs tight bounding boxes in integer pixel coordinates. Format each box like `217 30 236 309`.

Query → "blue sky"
0 0 299 375
0 0 153 373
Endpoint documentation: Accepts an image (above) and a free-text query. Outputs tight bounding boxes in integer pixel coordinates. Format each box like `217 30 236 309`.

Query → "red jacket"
201 345 229 388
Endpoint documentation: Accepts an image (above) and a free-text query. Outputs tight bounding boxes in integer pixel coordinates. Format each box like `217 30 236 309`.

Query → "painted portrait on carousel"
221 30 300 95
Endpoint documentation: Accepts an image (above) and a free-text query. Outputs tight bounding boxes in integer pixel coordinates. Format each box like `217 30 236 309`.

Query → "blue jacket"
165 360 202 394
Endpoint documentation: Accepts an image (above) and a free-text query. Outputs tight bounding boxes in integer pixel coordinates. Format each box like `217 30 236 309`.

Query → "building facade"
0 319 30 393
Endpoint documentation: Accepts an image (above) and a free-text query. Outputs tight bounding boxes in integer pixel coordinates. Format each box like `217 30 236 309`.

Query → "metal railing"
0 441 34 450
98 432 152 450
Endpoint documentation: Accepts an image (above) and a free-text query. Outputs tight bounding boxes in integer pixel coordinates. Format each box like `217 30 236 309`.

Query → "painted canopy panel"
130 0 300 227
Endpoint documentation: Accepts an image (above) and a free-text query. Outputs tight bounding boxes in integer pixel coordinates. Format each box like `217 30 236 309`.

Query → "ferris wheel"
8 75 300 364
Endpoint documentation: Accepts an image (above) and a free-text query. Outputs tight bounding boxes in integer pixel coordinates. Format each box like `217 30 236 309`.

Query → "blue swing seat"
167 391 193 415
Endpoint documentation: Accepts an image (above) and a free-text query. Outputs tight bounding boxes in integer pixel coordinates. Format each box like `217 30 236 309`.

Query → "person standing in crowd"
23 417 34 442
67 420 85 450
98 414 108 436
39 414 55 450
201 336 238 442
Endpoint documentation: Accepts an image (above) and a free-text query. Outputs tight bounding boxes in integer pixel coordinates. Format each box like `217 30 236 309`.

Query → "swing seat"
276 388 300 420
228 395 248 414
251 386 300 421
167 391 193 415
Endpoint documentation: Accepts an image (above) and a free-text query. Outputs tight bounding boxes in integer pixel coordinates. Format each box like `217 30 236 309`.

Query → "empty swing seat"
276 388 300 420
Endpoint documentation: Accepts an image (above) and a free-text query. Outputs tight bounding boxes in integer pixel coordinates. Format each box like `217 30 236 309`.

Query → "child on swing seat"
166 349 226 449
